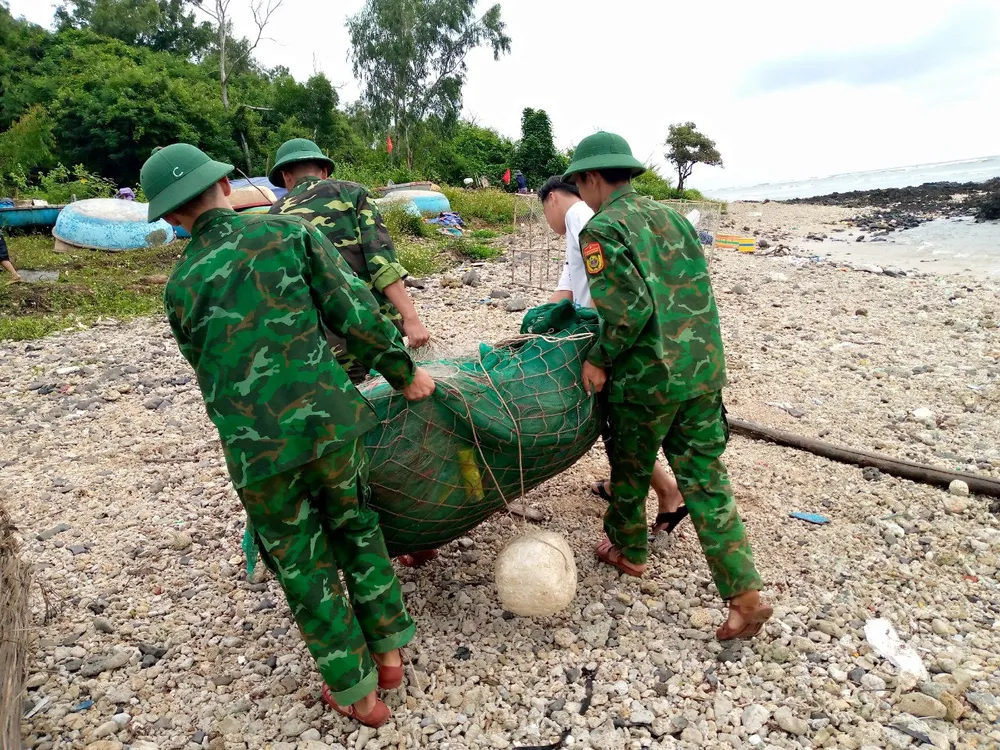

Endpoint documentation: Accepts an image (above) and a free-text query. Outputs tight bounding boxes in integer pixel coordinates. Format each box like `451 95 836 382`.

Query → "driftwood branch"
729 417 1000 499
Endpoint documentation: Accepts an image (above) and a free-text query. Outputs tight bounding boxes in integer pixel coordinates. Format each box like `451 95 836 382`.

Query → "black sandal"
590 480 613 502
651 506 689 535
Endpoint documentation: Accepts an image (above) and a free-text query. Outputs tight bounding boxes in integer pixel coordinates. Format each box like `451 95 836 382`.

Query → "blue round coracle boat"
52 199 175 252
376 188 450 216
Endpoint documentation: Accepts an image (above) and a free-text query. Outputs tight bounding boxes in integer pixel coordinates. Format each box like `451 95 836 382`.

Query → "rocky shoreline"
4 204 1000 750
779 179 1000 236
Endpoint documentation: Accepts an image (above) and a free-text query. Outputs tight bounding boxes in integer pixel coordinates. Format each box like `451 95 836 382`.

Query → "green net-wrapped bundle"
364 302 601 556
243 301 601 571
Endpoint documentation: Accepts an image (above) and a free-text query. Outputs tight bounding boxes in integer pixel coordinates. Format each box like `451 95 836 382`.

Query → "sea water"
707 156 1000 202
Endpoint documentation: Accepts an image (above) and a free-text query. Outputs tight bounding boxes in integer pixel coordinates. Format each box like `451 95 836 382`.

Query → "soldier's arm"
356 189 409 292
164 292 197 366
301 224 415 390
581 226 653 368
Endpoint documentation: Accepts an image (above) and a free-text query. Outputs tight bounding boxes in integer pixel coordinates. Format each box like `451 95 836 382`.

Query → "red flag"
387 135 393 155
502 168 511 185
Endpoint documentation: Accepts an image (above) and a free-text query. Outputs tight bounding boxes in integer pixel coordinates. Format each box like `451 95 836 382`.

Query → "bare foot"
717 590 773 641
373 648 402 669
352 691 378 716
651 464 684 515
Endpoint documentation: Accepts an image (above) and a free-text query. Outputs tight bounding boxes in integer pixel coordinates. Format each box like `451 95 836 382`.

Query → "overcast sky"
9 0 1000 190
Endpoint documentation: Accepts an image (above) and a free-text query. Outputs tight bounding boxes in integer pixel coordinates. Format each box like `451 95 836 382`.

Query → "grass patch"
0 233 179 341
396 238 447 277
441 187 517 225
381 204 432 239
469 228 501 239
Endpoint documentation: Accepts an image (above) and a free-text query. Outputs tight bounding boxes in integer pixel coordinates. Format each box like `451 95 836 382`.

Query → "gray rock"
93 617 115 634
505 298 527 313
489 289 511 299
629 702 654 726
580 619 611 648
861 673 887 691
967 692 1000 721
896 692 947 719
280 719 309 738
773 706 808 736
37 523 71 541
589 721 625 750
461 269 480 286
741 704 770 734
948 480 970 497
732 284 749 295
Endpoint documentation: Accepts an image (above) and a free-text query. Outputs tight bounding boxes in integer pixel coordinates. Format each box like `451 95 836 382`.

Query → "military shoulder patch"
582 241 605 275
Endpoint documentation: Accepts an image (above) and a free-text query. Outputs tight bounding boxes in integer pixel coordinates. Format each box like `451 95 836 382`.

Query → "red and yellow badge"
583 241 605 275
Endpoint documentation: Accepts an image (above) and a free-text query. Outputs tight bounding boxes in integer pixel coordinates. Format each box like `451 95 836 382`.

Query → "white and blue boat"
52 199 175 252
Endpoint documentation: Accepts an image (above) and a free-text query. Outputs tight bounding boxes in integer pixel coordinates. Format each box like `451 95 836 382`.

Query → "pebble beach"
4 201 1000 750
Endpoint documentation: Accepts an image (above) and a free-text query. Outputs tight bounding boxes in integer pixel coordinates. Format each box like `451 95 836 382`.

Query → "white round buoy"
494 530 577 616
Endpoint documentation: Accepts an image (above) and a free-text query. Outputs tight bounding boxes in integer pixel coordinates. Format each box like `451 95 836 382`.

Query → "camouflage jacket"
579 185 727 404
164 208 415 489
270 176 408 329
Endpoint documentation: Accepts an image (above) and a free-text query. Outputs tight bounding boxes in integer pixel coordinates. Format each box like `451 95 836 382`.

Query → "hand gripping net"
243 301 602 571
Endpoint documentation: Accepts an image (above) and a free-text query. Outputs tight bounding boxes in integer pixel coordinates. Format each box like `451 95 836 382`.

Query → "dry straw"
0 500 32 749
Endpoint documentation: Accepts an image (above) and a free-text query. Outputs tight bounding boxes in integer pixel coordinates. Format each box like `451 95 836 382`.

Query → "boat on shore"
52 199 174 252
0 203 65 230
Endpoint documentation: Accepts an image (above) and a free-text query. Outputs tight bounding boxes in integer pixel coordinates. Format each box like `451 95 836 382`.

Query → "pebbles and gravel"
3 202 999 749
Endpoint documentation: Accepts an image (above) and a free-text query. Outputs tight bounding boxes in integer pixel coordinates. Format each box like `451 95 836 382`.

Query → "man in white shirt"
538 176 687 536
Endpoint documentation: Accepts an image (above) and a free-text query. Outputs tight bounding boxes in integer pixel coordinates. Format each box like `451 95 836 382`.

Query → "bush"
381 204 431 240
441 187 516 225
29 164 117 204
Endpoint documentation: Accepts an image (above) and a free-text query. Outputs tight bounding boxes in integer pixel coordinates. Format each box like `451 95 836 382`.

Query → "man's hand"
402 366 436 401
403 317 431 348
582 362 606 395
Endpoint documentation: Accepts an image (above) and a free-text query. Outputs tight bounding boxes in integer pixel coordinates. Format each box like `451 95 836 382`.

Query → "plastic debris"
789 512 830 525
71 699 94 712
864 618 929 689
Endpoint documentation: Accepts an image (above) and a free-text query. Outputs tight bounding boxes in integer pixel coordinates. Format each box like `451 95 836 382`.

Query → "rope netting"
243 301 602 570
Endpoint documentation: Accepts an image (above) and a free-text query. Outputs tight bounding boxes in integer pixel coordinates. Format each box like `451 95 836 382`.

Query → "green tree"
346 0 511 169
664 122 722 192
55 0 213 58
514 108 566 189
0 104 56 180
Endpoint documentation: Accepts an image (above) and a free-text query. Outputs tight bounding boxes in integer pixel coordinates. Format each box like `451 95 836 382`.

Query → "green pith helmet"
562 131 646 182
268 138 335 186
140 144 233 222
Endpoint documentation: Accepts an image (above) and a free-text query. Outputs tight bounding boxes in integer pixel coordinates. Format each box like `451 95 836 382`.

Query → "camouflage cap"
269 138 335 185
562 132 646 182
140 143 233 222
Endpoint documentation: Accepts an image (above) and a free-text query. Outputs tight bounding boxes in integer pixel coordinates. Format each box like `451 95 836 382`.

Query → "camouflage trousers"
237 438 415 706
603 391 763 599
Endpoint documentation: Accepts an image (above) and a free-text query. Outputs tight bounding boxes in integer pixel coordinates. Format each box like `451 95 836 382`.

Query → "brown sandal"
594 537 646 577
374 650 404 690
716 601 773 641
396 549 439 568
321 684 391 728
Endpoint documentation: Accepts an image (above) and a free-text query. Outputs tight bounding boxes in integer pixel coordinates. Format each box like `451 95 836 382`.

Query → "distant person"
140 143 436 726
563 131 771 640
515 170 528 194
268 138 436 569
0 229 20 282
538 175 688 536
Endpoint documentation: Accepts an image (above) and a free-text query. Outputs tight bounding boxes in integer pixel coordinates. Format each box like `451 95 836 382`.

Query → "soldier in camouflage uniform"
268 138 430 379
141 143 437 727
268 138 438 569
563 132 772 640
